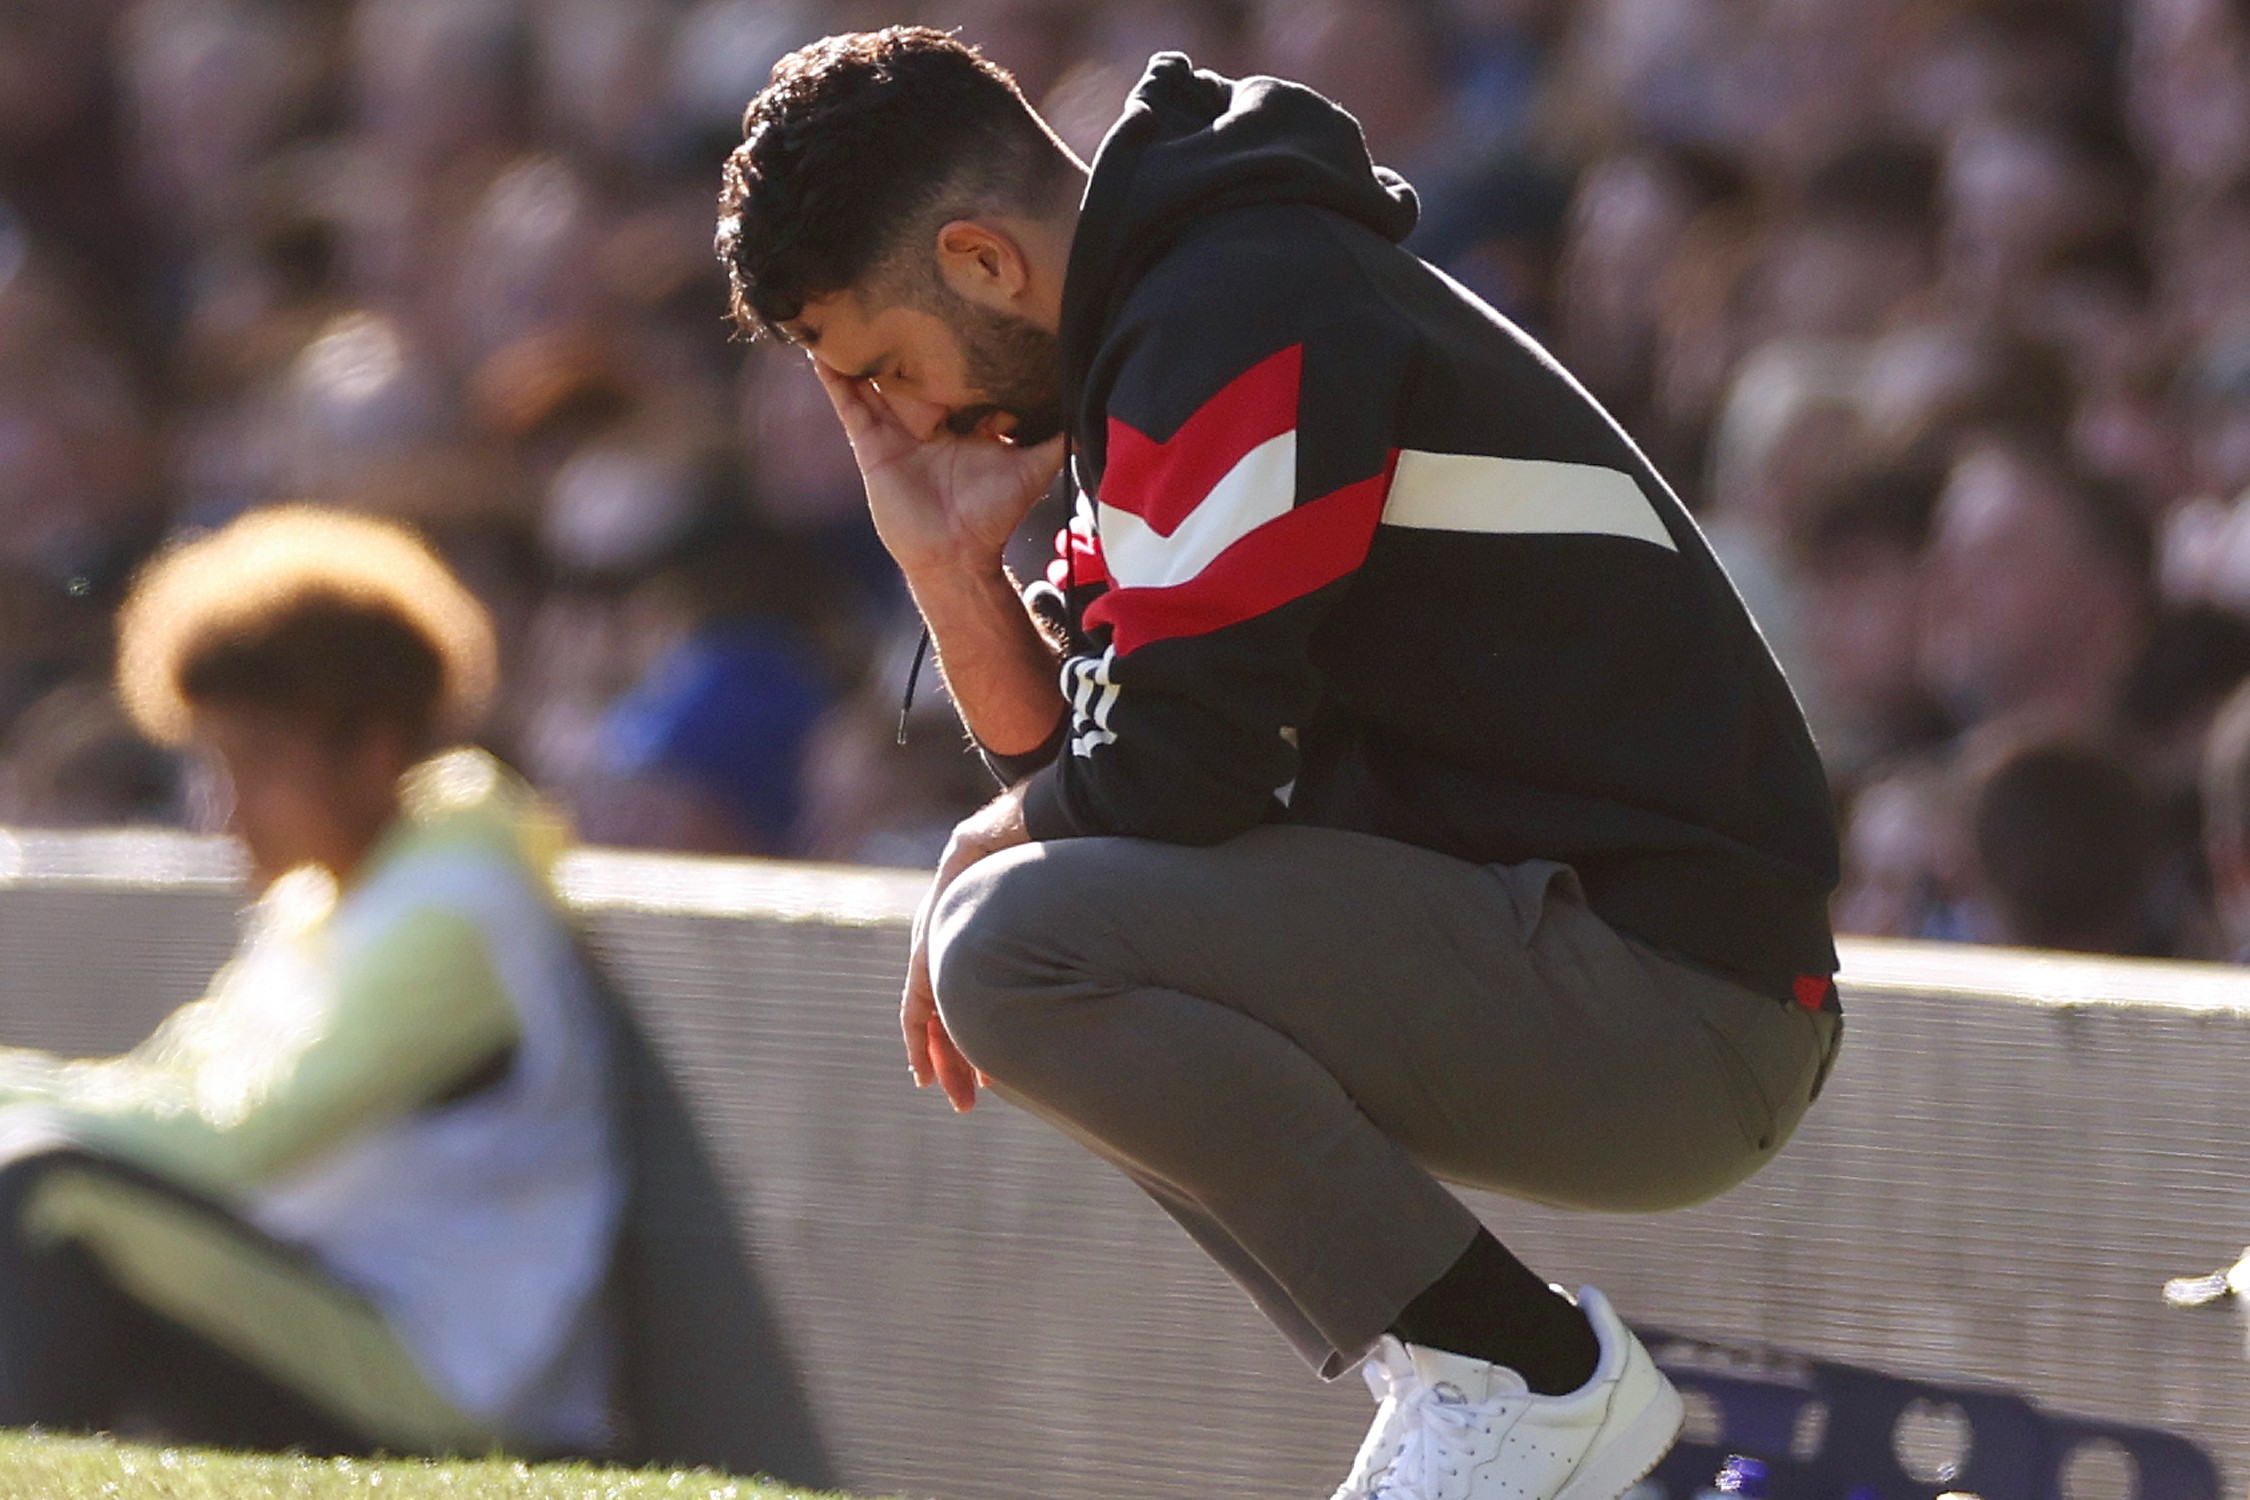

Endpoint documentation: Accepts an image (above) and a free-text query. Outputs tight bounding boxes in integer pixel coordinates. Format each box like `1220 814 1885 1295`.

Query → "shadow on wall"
594 959 837 1489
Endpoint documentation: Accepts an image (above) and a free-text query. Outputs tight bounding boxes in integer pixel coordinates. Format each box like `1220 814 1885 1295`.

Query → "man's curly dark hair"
716 27 1080 339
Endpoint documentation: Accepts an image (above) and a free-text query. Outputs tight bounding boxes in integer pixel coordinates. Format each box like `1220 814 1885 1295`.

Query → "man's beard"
937 293 1068 447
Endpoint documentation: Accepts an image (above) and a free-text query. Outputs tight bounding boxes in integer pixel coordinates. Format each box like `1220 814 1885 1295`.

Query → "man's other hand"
904 783 1033 1112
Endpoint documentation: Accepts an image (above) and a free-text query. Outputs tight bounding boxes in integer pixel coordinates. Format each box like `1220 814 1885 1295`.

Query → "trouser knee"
927 843 1087 1077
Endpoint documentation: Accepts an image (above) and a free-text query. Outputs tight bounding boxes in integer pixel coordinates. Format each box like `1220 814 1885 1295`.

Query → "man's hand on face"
814 358 1066 583
903 782 1033 1114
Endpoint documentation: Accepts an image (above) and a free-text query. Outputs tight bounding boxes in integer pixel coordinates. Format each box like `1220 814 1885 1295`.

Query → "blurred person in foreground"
0 508 622 1457
718 29 1841 1500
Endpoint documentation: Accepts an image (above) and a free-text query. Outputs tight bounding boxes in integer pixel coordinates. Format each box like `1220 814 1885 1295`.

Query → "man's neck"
330 789 409 892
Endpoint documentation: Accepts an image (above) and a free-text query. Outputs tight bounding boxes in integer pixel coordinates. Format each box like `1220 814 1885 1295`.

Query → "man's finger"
811 357 922 461
903 996 935 1088
928 1015 980 1112
902 939 937 1088
811 359 883 442
1007 432 1069 498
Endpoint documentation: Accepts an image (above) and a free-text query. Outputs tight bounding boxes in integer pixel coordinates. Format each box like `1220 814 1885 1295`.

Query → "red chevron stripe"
1085 454 1395 655
1101 344 1303 534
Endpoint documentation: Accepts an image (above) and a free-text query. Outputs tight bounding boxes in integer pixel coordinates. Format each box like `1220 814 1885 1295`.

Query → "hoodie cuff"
976 717 1067 788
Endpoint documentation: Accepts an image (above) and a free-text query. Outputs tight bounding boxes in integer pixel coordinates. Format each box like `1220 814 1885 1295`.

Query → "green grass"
0 1432 876 1500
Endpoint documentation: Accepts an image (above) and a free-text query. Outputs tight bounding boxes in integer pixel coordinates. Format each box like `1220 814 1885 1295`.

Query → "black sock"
1389 1229 1599 1396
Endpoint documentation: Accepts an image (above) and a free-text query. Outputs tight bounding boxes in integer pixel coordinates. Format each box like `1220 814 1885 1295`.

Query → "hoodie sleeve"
8 908 520 1199
1019 293 1414 845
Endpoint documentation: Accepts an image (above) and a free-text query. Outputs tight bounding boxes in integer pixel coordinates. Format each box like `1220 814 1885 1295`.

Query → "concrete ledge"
0 830 926 923
15 826 2239 1007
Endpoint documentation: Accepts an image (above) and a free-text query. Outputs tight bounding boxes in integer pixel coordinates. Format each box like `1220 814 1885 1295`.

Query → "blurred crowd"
5 0 2250 958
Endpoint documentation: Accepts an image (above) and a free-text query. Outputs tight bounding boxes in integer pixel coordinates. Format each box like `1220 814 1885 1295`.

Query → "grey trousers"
928 825 1841 1378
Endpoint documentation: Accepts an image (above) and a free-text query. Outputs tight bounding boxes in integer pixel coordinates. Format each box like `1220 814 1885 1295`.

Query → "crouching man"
0 508 622 1458
717 32 1843 1500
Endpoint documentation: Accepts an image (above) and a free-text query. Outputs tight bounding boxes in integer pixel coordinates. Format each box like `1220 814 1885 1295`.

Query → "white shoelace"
1376 1379 1519 1498
1332 1349 1418 1500
1363 1346 1412 1405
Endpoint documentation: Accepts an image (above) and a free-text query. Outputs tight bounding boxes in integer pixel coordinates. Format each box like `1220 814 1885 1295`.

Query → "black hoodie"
997 55 1840 1006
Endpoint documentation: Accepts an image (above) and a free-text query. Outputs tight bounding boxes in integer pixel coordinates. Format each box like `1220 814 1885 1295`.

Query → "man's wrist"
965 783 1032 851
901 549 1012 600
938 785 1032 888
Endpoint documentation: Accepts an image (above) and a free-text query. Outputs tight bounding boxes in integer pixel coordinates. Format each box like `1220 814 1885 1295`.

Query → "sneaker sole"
1551 1377 1686 1500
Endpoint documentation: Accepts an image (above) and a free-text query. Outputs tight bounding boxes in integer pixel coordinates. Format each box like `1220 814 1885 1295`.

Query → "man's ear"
934 219 1031 310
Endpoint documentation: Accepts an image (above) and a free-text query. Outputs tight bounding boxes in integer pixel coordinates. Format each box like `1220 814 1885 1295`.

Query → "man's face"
787 285 1066 447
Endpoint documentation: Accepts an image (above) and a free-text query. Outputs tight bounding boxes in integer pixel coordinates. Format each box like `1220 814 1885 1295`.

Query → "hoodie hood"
1060 54 1420 400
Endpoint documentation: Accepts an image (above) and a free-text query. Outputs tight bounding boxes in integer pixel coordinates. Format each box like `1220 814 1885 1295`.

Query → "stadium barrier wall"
4 828 2250 1499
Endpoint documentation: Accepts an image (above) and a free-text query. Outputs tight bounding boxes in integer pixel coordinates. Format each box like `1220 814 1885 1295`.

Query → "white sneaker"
1331 1336 1418 1499
1370 1286 1684 1500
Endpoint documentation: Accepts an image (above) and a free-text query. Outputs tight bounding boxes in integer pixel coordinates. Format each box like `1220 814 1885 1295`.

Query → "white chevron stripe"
1090 441 1674 598
1383 450 1677 552
1096 431 1298 589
